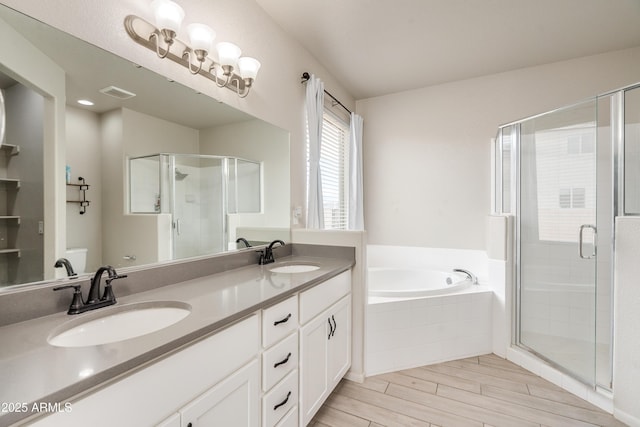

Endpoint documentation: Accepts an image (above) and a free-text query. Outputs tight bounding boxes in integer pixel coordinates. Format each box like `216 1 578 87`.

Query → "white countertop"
0 255 353 426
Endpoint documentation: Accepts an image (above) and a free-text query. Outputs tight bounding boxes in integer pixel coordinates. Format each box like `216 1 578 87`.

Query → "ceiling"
256 0 640 100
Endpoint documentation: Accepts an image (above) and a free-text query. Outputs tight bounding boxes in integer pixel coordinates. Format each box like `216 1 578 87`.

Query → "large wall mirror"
0 4 290 288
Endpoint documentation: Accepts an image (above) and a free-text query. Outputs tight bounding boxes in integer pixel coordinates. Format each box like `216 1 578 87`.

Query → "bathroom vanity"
0 248 354 427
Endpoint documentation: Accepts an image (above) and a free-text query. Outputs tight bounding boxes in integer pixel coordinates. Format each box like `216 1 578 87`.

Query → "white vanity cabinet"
31 315 261 427
28 269 352 427
299 271 351 426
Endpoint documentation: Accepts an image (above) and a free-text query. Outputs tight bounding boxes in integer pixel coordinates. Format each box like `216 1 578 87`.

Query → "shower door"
170 155 226 259
518 99 598 384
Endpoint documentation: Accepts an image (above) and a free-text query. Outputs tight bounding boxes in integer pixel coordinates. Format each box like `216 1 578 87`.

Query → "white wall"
65 106 102 272
357 46 640 250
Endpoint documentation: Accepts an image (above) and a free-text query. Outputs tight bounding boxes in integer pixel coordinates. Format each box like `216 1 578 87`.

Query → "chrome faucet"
54 258 77 278
453 268 478 285
53 265 127 314
258 240 285 265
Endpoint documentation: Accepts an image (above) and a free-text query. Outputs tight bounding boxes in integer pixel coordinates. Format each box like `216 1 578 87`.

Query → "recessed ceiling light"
77 99 94 106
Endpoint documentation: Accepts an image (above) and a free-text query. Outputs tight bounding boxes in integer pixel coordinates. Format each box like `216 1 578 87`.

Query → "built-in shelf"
0 144 20 156
66 177 90 214
0 216 20 224
0 248 21 257
0 178 20 189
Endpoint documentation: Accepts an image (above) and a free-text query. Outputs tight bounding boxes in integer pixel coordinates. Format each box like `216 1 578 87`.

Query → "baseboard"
344 369 365 383
614 408 640 427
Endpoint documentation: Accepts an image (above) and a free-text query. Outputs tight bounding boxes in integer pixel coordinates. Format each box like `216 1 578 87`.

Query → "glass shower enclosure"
493 84 638 390
129 153 261 260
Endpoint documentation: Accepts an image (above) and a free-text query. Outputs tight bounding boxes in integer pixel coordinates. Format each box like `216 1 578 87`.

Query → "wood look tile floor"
309 354 626 427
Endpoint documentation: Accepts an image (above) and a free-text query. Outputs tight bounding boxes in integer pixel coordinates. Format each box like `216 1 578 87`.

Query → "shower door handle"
174 219 182 236
579 224 597 259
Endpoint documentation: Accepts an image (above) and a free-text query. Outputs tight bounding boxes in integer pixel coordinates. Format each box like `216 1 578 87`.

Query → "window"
307 111 350 229
558 187 586 209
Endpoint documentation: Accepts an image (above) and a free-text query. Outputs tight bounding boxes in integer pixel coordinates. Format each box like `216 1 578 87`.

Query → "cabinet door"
180 358 261 427
299 311 330 426
328 295 351 387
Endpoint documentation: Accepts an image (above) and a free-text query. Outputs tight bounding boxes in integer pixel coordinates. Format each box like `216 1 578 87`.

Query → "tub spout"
453 268 478 285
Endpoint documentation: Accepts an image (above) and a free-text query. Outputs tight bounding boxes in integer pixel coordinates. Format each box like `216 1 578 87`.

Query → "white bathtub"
365 245 492 375
368 268 471 298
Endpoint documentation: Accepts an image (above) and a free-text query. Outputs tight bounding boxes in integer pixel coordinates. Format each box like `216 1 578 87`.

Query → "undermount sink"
48 301 191 348
269 264 320 274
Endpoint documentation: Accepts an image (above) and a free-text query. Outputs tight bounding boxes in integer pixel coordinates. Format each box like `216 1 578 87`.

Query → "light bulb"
150 0 185 33
187 23 216 54
216 42 241 68
238 57 261 80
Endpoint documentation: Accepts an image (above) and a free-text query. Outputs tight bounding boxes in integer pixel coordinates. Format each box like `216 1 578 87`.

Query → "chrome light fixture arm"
149 29 176 59
182 48 206 74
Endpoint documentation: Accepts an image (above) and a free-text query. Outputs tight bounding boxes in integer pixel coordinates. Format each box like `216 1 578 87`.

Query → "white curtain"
305 74 325 229
348 113 364 230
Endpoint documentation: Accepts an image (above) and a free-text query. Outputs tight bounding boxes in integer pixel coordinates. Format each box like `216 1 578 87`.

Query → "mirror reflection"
0 5 290 287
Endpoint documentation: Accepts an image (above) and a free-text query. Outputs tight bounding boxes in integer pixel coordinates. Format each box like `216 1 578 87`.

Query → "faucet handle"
103 274 126 303
53 284 85 314
256 249 266 265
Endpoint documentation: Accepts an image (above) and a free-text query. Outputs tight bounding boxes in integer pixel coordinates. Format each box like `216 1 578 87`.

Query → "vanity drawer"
262 295 298 348
275 406 298 427
262 331 298 391
263 370 298 427
299 270 350 324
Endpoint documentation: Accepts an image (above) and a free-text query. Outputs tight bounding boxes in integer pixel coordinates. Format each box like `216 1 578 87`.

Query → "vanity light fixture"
124 1 260 97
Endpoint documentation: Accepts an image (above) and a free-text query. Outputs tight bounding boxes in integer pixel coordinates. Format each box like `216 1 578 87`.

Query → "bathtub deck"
310 353 624 427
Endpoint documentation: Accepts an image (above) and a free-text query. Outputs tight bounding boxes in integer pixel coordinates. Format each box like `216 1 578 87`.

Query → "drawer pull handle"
331 315 337 337
273 313 292 326
274 352 292 368
273 391 292 411
327 317 333 339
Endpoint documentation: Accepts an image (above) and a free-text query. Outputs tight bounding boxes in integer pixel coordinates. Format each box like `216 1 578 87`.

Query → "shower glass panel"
129 155 161 213
501 125 515 213
518 99 598 385
625 87 640 214
170 155 225 260
129 153 262 260
228 158 261 214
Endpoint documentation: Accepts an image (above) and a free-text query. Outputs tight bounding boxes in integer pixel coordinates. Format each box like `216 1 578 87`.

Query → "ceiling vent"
99 85 136 100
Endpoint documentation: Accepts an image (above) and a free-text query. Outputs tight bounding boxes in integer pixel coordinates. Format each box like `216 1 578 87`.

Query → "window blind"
320 113 350 229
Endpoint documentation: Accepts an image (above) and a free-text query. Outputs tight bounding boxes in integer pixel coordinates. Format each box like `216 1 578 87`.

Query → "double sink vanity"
0 244 355 427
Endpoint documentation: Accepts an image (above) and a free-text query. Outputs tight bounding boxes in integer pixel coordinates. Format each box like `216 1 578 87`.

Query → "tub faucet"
236 237 251 248
258 240 285 265
453 268 478 285
54 258 77 278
